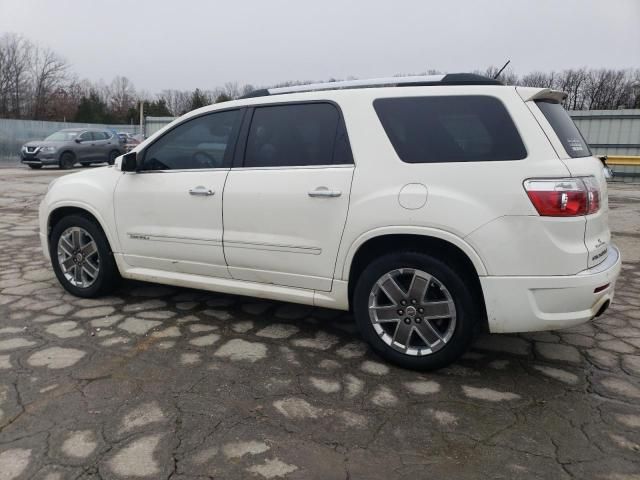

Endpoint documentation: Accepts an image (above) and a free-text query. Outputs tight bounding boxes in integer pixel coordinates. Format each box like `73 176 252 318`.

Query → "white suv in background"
39 73 621 370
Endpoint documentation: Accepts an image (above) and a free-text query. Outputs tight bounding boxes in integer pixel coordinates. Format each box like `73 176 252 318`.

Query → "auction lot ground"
0 166 639 480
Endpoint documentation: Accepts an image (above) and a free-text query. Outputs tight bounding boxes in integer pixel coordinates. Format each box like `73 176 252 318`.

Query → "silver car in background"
21 128 124 170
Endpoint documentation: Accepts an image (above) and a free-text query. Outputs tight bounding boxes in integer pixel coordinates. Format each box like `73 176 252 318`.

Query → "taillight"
523 177 600 217
582 176 600 214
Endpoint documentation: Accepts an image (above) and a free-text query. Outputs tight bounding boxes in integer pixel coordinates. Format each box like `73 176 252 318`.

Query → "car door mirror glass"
120 151 138 172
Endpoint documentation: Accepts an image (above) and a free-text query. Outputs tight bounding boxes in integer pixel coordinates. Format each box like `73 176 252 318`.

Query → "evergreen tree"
190 88 209 110
74 91 113 123
214 93 232 103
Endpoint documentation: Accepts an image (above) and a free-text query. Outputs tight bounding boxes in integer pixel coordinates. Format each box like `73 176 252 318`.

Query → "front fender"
39 168 121 255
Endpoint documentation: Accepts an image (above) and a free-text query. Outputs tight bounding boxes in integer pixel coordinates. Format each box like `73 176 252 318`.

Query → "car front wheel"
108 150 120 165
50 214 120 297
353 251 477 370
59 151 75 169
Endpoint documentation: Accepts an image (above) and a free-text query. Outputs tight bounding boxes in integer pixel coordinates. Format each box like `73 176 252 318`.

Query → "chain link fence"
0 118 141 163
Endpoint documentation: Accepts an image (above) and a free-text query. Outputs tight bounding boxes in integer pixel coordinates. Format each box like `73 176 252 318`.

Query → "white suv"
39 73 621 370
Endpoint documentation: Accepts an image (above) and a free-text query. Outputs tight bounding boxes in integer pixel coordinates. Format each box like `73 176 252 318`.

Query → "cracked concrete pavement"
0 166 639 479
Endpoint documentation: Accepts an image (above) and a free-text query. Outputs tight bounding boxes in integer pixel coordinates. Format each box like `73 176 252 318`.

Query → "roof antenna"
493 60 511 79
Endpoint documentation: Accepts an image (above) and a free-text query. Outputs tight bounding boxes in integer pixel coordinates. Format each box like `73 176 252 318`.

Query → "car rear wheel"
108 150 120 165
353 251 477 370
28 164 42 169
59 151 75 170
50 214 120 297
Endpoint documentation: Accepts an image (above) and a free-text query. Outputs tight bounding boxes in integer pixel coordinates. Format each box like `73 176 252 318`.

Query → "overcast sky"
1 0 639 93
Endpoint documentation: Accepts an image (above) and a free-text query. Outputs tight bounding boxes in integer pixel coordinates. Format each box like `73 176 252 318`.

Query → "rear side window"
535 100 591 158
244 103 353 168
373 96 527 163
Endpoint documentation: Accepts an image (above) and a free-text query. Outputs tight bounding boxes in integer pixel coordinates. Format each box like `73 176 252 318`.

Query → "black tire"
28 164 42 169
49 214 120 298
59 151 75 170
353 251 477 371
108 150 120 165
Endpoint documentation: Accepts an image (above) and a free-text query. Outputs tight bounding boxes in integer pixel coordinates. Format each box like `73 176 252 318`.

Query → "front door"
75 130 98 162
223 102 354 291
114 108 243 277
92 131 114 162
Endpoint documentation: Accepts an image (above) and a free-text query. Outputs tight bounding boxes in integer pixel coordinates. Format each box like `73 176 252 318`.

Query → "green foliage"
74 91 114 123
126 99 173 123
215 93 232 103
190 88 210 110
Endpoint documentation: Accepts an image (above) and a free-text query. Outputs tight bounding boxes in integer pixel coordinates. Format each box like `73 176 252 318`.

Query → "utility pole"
139 101 144 137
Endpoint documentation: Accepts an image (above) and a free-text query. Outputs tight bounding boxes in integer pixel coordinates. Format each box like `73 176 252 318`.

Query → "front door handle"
189 186 215 196
308 186 342 198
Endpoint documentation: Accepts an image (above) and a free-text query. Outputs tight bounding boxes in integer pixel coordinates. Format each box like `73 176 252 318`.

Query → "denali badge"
129 234 150 240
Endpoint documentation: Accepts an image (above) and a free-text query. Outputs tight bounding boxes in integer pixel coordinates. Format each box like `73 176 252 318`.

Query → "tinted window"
244 103 352 168
45 131 79 141
142 110 240 170
78 131 92 142
374 96 527 163
536 100 591 158
91 131 108 140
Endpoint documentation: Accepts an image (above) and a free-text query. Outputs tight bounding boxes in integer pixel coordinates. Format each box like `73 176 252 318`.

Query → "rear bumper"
482 245 621 333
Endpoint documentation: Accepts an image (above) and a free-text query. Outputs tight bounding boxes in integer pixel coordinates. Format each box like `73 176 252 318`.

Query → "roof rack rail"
240 73 502 98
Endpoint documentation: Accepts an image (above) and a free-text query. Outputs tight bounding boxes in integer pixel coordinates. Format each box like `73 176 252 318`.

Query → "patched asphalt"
0 166 639 480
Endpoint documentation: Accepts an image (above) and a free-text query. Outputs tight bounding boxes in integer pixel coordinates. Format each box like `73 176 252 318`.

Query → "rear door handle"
308 186 342 198
189 186 215 196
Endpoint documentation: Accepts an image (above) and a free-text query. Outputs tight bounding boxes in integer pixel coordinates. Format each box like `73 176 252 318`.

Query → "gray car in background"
21 128 124 169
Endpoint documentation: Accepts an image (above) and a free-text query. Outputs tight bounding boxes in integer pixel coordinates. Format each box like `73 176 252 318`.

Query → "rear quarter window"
373 95 527 163
535 100 591 158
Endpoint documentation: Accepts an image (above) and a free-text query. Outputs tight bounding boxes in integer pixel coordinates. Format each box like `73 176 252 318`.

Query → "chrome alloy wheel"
368 268 456 356
57 227 100 288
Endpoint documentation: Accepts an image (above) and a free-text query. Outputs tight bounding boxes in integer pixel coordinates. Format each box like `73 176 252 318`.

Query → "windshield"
535 101 591 158
45 130 80 141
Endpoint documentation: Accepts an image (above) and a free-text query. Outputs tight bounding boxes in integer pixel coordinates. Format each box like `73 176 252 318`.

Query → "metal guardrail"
606 156 640 166
605 156 640 182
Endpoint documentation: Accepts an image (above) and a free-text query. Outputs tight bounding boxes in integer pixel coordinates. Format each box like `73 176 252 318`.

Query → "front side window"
244 103 353 168
91 131 108 140
78 131 92 142
374 96 527 163
535 100 591 158
46 130 79 141
141 110 240 170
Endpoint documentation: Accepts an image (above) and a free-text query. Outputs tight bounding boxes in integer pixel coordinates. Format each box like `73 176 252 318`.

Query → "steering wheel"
192 150 218 168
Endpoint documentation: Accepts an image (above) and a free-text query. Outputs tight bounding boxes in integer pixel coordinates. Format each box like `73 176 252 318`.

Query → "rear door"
222 102 354 291
528 95 610 268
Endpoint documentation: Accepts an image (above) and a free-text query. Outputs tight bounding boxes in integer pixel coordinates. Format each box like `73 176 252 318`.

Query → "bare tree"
31 46 68 119
483 66 519 85
158 89 191 116
0 33 32 118
108 76 136 120
520 71 556 89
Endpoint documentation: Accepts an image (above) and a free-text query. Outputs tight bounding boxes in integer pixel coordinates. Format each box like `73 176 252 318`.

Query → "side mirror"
121 151 138 172
74 138 81 144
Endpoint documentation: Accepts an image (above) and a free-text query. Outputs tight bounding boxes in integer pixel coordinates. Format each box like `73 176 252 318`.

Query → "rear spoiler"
516 87 568 103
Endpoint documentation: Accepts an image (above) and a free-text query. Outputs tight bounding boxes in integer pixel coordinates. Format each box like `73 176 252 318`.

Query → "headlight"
42 146 57 153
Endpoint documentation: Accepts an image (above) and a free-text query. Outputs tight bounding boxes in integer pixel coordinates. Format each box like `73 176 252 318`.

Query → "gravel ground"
0 166 639 480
